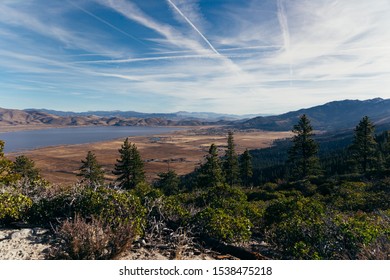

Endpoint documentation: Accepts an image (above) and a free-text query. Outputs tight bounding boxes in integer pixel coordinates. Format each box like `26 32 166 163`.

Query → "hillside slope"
0 108 220 127
239 98 390 131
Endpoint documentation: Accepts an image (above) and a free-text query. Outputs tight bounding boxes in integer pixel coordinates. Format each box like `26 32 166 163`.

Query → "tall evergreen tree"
239 149 253 187
288 114 321 180
155 170 180 196
223 131 239 186
113 138 145 189
77 151 104 188
197 144 224 188
349 116 377 173
13 155 40 182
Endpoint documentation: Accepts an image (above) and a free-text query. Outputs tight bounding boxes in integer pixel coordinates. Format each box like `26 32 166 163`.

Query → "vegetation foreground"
0 115 389 260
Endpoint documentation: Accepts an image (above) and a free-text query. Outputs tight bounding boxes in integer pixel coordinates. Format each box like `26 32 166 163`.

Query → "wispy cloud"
0 2 125 57
277 0 292 83
1 0 390 114
66 0 146 46
94 0 211 54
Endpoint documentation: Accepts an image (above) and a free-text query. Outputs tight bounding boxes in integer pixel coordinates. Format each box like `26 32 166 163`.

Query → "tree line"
75 130 253 194
249 115 390 185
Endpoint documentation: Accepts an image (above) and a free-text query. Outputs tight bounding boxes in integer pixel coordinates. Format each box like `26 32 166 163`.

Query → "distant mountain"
3 98 390 131
0 108 230 127
238 98 390 131
27 109 259 121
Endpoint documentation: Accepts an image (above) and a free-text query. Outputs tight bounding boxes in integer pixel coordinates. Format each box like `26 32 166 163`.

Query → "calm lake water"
0 126 183 153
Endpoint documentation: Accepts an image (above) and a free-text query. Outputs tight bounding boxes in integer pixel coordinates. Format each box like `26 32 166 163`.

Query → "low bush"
0 192 32 224
334 211 390 259
27 185 81 226
263 196 327 259
263 196 390 259
74 187 146 235
194 207 252 243
159 195 192 226
50 215 134 260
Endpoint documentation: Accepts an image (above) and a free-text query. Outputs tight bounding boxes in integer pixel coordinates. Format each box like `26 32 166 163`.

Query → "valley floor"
7 127 292 184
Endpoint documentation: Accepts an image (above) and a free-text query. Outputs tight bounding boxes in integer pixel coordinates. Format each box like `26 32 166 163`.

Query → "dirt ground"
7 127 292 185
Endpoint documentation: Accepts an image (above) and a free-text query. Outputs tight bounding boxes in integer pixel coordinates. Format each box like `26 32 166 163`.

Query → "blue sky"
1 0 390 114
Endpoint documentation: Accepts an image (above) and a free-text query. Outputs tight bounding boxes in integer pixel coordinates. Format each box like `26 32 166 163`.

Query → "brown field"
7 127 292 185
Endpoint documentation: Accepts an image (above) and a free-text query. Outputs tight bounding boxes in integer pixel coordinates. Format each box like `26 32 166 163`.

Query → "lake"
0 126 183 153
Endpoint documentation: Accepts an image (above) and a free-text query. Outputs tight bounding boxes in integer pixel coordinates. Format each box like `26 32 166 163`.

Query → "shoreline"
1 125 196 154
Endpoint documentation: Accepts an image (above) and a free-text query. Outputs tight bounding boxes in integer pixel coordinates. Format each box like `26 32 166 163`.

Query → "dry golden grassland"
8 127 292 185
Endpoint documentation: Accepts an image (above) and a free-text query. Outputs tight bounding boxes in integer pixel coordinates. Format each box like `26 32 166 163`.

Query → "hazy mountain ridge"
2 98 390 130
0 108 227 127
238 98 390 131
26 109 258 121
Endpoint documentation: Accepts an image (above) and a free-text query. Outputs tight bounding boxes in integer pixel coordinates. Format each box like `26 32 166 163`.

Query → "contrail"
167 0 248 76
167 0 221 56
75 53 251 64
147 45 281 56
66 0 146 46
277 0 293 84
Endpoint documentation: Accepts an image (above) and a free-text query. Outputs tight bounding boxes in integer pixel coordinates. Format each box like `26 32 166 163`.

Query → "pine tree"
13 155 40 182
349 116 377 173
155 170 180 195
239 149 253 187
77 151 104 188
113 138 145 189
288 114 321 180
223 131 239 186
197 144 224 188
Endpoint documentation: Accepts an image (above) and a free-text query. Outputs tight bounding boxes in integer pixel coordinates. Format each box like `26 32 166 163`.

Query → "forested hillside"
239 98 390 131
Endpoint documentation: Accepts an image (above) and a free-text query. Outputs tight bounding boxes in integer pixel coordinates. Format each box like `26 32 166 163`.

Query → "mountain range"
237 98 390 131
1 98 390 131
0 108 214 127
25 109 259 121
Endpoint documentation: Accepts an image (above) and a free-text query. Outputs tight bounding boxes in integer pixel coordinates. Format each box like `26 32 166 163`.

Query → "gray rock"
10 229 34 239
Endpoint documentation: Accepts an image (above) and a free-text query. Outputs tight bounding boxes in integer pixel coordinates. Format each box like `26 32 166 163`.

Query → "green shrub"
334 212 390 258
264 196 327 259
264 195 389 259
27 188 79 226
0 192 32 224
160 195 191 226
28 185 147 235
74 187 146 235
130 182 162 201
203 184 247 209
194 207 252 243
245 201 266 234
330 182 372 211
247 190 285 201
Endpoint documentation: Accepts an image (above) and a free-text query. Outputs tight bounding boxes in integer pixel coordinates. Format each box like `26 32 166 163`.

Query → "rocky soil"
0 228 51 260
0 227 224 260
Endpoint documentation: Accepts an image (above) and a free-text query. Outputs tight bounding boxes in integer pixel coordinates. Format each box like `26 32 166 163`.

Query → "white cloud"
0 2 126 57
1 0 390 114
94 0 211 54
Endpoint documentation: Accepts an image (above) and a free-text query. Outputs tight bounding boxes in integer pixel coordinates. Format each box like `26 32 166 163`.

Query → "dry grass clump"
50 215 134 260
